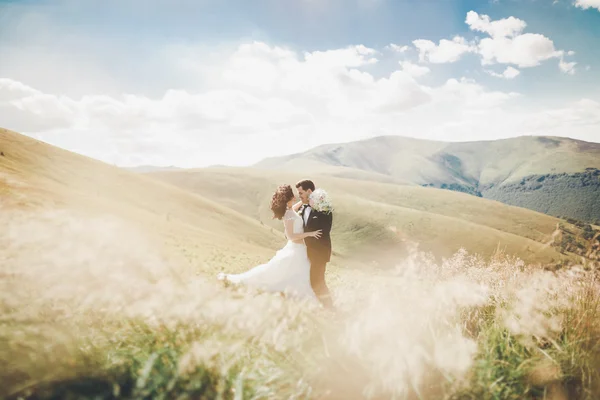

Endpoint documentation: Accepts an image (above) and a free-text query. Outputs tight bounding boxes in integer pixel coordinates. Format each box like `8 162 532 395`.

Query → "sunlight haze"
2 2 600 398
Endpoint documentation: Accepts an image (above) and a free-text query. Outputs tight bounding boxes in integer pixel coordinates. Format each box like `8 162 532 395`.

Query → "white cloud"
387 44 410 53
486 66 521 79
465 11 526 38
504 67 521 79
1 40 538 167
559 58 577 75
0 41 428 165
413 36 475 64
477 34 563 67
1 79 312 135
0 33 597 167
399 61 430 78
0 78 40 100
435 77 520 109
525 99 600 138
0 79 77 131
574 0 600 11
465 11 569 69
303 44 379 68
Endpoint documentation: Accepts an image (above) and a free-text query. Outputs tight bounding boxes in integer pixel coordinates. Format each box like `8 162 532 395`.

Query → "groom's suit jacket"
300 205 333 264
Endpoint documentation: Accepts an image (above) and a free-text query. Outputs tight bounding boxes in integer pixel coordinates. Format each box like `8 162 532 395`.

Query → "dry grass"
0 128 283 275
2 209 600 399
2 128 599 399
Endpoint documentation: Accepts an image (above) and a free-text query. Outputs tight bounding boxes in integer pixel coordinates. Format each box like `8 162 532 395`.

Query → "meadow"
2 128 599 399
2 210 599 399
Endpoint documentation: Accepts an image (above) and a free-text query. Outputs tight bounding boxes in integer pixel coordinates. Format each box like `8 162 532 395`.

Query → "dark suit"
300 204 334 308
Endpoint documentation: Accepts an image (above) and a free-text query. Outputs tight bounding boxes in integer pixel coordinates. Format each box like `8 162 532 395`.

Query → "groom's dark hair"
295 179 315 192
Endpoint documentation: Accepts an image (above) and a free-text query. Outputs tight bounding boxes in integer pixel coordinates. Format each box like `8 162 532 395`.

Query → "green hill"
255 135 600 223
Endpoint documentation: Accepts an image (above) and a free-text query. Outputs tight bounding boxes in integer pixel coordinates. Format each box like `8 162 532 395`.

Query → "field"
146 167 574 269
2 128 600 399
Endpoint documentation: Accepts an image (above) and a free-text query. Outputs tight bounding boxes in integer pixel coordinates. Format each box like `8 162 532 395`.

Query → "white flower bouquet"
309 188 334 214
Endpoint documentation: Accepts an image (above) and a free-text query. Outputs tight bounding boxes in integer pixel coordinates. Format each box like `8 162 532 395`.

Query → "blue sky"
0 0 599 166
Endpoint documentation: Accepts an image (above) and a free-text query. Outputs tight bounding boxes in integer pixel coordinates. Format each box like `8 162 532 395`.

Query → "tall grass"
1 210 599 399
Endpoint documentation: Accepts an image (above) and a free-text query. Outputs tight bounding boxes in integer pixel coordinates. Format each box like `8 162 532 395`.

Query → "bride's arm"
291 201 303 212
284 213 321 241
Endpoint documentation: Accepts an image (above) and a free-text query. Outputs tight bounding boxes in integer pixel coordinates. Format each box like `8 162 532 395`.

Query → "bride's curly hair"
270 184 295 220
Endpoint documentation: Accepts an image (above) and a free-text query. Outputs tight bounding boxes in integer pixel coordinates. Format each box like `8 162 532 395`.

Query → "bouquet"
309 188 334 214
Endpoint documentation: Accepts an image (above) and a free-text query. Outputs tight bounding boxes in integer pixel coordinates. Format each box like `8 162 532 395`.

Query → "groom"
296 179 334 310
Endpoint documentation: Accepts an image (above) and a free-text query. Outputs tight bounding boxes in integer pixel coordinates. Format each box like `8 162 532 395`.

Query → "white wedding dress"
218 209 318 303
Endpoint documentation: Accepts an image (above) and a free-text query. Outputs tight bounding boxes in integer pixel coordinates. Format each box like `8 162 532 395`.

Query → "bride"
217 184 321 303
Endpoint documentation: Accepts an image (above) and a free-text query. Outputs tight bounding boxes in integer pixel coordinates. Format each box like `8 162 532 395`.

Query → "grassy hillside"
255 135 600 222
0 128 283 275
146 167 574 267
3 128 600 399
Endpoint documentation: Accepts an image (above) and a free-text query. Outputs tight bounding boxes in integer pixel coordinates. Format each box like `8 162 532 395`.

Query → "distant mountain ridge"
254 135 600 223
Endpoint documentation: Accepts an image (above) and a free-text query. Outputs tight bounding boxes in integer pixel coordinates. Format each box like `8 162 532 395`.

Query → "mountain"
254 135 600 223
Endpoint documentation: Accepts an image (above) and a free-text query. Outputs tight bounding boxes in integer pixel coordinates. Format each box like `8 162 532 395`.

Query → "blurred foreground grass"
2 213 600 400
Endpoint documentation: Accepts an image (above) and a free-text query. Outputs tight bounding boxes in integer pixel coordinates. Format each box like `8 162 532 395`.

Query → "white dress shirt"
303 205 312 225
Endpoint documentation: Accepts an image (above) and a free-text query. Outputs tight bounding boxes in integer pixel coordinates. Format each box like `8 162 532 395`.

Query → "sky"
1 0 599 167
